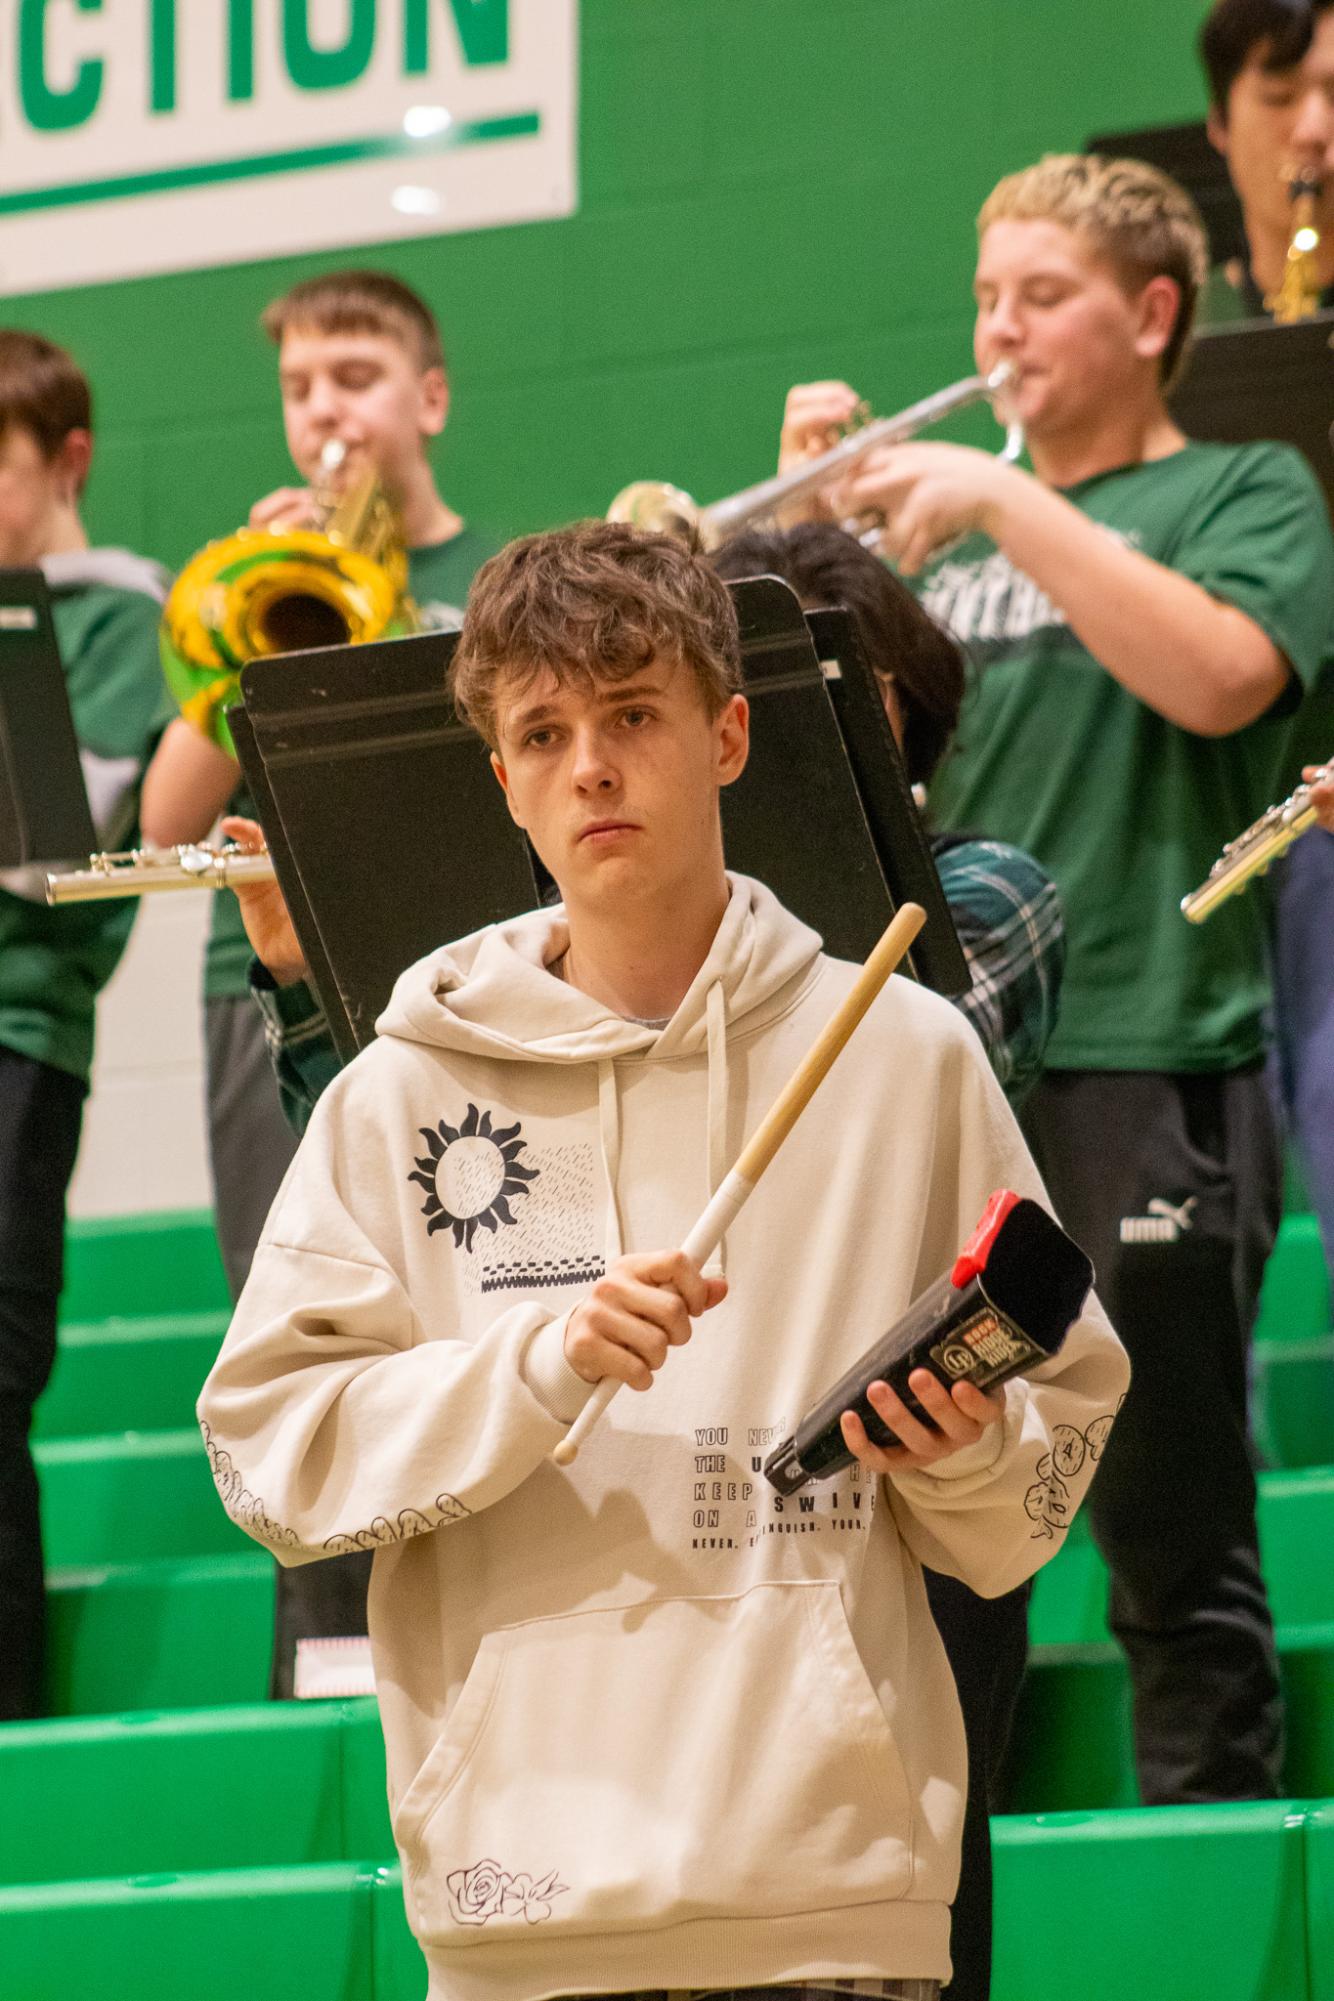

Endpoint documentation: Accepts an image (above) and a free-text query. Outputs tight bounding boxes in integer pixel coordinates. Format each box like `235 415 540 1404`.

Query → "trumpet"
1181 781 1320 923
46 843 276 906
607 363 1021 550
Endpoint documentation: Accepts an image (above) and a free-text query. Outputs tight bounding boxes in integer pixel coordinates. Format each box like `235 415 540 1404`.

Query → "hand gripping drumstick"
552 902 926 1467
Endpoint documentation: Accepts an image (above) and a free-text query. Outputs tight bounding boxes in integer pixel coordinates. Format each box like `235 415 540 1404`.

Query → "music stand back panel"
724 578 896 965
240 633 538 1053
0 569 96 867
804 606 969 998
1170 314 1334 518
229 705 358 1062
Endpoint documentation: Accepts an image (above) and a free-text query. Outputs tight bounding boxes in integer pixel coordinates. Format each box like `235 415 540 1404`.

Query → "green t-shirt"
204 525 500 999
923 441 1334 1073
0 561 171 1083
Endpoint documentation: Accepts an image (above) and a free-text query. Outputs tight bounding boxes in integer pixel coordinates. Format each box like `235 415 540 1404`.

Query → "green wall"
1 0 1215 571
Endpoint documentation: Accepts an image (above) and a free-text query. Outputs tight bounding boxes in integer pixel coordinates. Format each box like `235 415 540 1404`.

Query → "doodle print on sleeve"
1024 1406 1120 1540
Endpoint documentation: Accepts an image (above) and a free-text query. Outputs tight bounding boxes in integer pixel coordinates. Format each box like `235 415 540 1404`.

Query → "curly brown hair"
451 521 743 748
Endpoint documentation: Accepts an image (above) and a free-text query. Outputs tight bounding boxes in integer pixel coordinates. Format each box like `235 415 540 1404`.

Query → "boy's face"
972 219 1176 437
0 423 86 563
1209 12 1334 245
490 656 749 919
276 324 447 499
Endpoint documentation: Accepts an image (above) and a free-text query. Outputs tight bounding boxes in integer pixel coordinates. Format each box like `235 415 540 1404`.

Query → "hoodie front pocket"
394 1578 914 1949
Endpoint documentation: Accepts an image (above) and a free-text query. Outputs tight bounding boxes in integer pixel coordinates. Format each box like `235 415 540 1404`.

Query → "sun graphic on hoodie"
408 1104 540 1249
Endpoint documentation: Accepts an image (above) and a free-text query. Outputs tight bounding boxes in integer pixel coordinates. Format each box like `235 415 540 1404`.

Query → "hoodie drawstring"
704 979 729 1278
597 1059 625 1264
593 981 730 1278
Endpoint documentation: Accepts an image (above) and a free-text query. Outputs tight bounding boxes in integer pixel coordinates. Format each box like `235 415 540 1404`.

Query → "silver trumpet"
46 843 276 905
608 362 1021 550
1181 780 1321 924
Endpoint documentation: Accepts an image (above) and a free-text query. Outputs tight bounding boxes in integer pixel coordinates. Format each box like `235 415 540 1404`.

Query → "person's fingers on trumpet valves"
247 485 321 532
777 380 867 518
1302 761 1334 832
218 815 310 988
564 1249 727 1393
835 440 1022 575
839 1369 1006 1473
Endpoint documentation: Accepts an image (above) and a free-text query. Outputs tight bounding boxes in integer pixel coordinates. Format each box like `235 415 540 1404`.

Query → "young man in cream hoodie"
199 522 1128 2001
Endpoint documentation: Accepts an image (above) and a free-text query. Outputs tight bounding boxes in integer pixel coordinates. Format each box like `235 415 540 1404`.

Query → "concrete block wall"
38 0 1214 1214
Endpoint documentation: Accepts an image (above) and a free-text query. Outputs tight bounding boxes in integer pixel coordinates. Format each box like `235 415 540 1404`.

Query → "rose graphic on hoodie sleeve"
446 1859 569 1927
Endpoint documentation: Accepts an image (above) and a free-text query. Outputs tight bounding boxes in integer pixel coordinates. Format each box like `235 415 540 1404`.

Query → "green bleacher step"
1255 1211 1332 1348
0 1700 390 1886
37 1427 246 1568
1255 1335 1334 1470
46 1553 274 1716
1029 1467 1334 1647
1310 1801 1334 2001
991 1801 1310 2001
1005 1624 1334 1811
0 1861 379 2001
37 1312 227 1443
61 1209 229 1325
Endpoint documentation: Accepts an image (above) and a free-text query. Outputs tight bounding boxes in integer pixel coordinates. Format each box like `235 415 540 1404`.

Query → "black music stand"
236 631 540 1059
235 579 965 1052
1170 312 1334 516
0 568 96 867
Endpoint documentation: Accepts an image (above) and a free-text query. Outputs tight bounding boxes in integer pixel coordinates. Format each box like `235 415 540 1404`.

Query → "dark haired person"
1199 0 1334 1293
779 153 1334 1810
141 269 499 1697
0 330 170 1717
199 518 1128 2001
1200 0 1334 318
714 523 1064 1110
714 520 1063 2001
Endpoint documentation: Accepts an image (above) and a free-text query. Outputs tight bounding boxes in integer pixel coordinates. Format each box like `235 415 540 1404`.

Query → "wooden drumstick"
552 902 927 1468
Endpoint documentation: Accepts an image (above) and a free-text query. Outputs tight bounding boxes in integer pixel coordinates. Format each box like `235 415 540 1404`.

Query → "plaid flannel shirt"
931 834 1066 1108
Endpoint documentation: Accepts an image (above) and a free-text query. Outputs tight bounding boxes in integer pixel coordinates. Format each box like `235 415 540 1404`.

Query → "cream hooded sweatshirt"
199 876 1128 2000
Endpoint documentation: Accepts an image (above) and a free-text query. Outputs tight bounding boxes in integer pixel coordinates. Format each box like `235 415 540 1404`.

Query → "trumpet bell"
605 480 709 548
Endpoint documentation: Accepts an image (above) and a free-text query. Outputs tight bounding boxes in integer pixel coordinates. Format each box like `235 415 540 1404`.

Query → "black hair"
711 522 965 788
1200 0 1333 114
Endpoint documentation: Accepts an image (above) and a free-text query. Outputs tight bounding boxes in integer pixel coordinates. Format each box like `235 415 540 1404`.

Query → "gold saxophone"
1266 169 1326 323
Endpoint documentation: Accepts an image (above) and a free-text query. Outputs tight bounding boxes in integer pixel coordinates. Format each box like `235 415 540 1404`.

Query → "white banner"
0 0 578 296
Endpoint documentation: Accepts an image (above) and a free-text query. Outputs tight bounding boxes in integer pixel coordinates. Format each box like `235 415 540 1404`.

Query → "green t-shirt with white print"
923 441 1334 1073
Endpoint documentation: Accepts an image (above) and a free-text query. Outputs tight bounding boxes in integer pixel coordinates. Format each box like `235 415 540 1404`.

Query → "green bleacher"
3 1204 1329 1999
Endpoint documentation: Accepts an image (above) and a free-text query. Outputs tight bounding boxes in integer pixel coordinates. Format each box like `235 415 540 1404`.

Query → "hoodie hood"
377 873 823 1066
41 546 171 605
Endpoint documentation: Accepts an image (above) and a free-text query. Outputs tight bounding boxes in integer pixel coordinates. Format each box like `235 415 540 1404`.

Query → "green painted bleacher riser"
0 1701 391 1887
1255 1339 1334 1470
0 1862 379 2001
1310 1803 1334 2001
991 1802 1311 2001
1030 1468 1334 1646
36 1429 248 1568
1004 1631 1334 1812
0 1814 1326 2001
61 1210 230 1325
1255 1213 1332 1348
35 1313 227 1443
45 1554 274 1716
